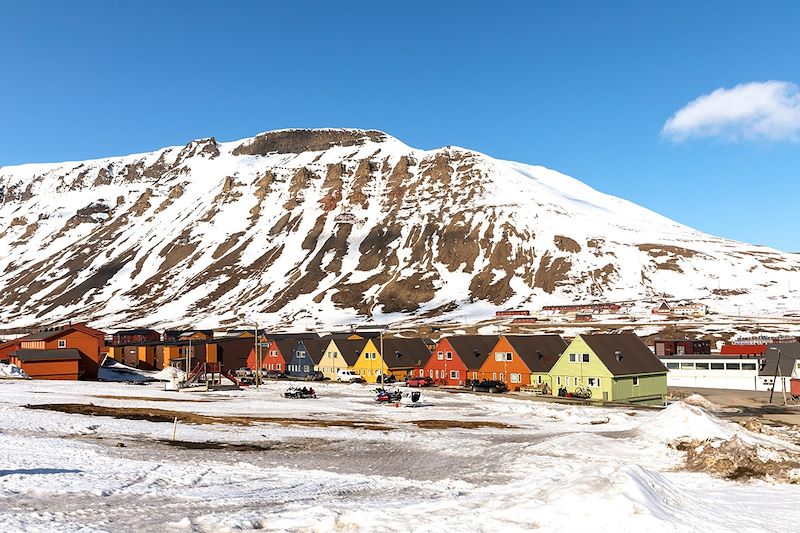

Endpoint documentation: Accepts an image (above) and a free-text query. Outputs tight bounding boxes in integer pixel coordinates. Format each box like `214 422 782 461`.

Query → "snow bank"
0 363 29 380
635 402 738 443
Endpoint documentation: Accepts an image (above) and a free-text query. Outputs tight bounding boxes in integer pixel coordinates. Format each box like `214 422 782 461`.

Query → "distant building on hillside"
653 339 711 356
651 301 708 317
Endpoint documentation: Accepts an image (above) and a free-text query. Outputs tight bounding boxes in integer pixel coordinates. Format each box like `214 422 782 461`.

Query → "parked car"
265 370 286 379
375 373 397 384
471 380 508 393
406 376 434 387
304 371 325 381
234 367 254 378
336 369 365 383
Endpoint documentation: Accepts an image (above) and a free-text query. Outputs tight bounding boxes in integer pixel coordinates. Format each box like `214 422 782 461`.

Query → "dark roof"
113 329 159 335
330 338 369 366
271 339 300 359
13 348 81 362
376 338 431 369
441 335 500 369
504 335 568 373
759 343 800 377
580 333 667 376
297 338 329 364
266 332 319 340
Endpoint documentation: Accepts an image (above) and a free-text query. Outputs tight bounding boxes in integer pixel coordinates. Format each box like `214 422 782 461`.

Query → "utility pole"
379 329 385 386
769 347 781 404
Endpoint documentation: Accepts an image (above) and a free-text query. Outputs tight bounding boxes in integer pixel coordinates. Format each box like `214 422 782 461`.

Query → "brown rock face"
232 129 386 156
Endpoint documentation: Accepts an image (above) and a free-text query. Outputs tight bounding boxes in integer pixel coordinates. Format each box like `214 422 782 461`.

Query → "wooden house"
0 339 22 360
424 335 499 385
13 323 106 380
353 338 431 383
549 333 667 405
653 339 711 356
477 335 567 391
110 329 160 345
246 338 296 373
317 338 368 380
9 349 81 380
286 338 328 378
163 329 214 343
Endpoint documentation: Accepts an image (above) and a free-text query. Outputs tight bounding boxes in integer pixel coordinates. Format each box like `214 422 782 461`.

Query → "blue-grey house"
285 338 327 378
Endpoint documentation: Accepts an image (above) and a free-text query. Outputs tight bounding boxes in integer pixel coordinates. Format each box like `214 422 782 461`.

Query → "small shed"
10 349 81 380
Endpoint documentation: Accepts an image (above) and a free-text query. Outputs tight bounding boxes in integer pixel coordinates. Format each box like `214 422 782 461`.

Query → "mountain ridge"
0 128 797 330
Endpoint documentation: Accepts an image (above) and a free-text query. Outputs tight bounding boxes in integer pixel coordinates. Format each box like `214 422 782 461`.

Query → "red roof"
720 344 766 355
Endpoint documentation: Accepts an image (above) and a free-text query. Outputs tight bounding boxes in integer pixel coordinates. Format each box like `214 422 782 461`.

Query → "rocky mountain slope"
0 129 797 330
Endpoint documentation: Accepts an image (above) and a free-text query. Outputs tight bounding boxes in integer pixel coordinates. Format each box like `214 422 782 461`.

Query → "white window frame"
504 352 513 361
557 376 561 385
510 373 522 384
449 370 459 379
495 352 504 362
445 351 453 360
582 354 590 363
57 339 67 348
632 376 639 387
569 353 577 363
437 351 444 360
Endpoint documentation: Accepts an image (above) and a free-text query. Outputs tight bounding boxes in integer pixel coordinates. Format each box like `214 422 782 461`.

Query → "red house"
424 336 499 385
13 323 106 380
246 339 295 372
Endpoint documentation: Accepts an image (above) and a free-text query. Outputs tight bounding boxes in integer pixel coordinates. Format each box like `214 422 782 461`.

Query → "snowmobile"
284 386 317 399
374 387 403 403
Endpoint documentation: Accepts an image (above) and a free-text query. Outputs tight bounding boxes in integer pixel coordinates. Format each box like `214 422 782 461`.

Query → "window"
429 370 433 378
498 373 504 382
437 351 444 360
680 362 695 370
296 352 305 359
582 354 590 363
450 370 459 379
495 352 504 361
711 362 725 370
666 362 679 370
58 339 67 348
510 373 522 383
435 370 439 378
556 376 561 385
419 369 424 376
741 363 756 371
632 376 639 387
537 375 542 384
587 377 600 387
492 372 497 380
505 352 513 361
472 372 477 379
569 353 577 363
270 350 277 357
566 377 571 386
445 352 453 360
375 369 380 375
696 362 709 370
726 363 741 370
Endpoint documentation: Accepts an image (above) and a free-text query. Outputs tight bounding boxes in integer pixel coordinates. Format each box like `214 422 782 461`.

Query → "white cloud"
662 81 800 142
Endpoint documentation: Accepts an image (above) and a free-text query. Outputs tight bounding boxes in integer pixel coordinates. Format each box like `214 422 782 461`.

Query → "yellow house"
353 337 432 383
317 338 368 380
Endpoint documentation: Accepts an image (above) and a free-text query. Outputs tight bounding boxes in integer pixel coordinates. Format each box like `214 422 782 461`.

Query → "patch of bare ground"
533 252 572 294
554 235 581 253
672 435 800 483
24 403 390 431
411 419 516 430
153 439 311 451
91 395 216 403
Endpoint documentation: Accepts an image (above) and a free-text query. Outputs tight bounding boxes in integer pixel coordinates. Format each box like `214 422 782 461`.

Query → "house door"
603 391 609 401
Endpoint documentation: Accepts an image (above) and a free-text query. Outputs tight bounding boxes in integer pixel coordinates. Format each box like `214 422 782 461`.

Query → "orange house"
15 323 106 380
478 335 567 390
0 339 22 360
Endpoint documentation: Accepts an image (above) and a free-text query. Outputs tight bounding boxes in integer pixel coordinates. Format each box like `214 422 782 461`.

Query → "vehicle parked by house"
406 375 434 387
304 370 325 381
471 380 508 393
336 369 365 382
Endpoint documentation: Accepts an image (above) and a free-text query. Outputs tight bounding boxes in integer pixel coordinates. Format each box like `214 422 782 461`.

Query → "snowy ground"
0 380 798 532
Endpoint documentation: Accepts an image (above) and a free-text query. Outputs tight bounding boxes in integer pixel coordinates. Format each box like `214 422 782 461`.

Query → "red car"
406 376 434 387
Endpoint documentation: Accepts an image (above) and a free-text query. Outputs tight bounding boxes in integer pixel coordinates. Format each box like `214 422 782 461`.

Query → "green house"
549 333 667 405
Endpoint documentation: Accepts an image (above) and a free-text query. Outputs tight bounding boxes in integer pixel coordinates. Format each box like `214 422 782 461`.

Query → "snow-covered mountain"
0 128 797 330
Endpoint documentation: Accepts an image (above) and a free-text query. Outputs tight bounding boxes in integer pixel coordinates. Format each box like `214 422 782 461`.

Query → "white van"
336 369 364 383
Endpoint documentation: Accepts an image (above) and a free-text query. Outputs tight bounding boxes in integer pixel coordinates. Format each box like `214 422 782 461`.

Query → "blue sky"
2 1 799 250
